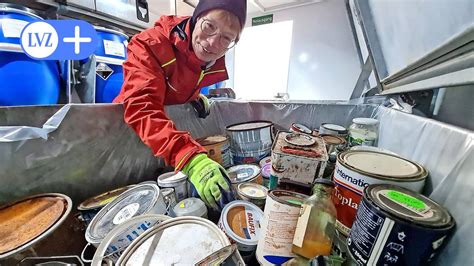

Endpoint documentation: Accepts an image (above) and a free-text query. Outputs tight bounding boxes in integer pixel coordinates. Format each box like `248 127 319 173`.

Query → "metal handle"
80 242 94 263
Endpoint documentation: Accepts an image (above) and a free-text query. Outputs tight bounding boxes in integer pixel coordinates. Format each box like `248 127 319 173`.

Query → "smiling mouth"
200 43 215 55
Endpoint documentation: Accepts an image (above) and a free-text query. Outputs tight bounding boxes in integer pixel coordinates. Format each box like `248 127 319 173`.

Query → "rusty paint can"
271 132 328 186
289 123 312 135
321 134 347 154
197 135 232 168
333 150 428 236
256 190 308 265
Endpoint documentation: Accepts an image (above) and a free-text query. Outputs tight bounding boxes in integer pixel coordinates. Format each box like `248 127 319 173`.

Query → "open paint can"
348 184 455 265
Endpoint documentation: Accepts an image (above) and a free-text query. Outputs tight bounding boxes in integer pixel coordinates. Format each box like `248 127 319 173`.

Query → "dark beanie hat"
191 0 247 29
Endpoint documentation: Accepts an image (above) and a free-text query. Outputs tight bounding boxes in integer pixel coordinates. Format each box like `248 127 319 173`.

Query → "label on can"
113 203 139 225
103 39 125 57
2 19 28 38
382 190 433 219
293 204 311 247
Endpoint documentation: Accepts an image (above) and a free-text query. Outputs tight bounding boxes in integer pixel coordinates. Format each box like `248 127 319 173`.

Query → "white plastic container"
172 197 208 218
157 171 189 202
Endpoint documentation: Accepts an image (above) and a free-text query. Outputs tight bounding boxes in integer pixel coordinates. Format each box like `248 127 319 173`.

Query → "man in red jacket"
114 0 246 210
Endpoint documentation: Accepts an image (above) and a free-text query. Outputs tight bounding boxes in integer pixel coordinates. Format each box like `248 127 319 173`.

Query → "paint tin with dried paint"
348 184 455 265
197 135 233 168
333 150 428 236
271 132 328 186
157 171 188 202
237 182 268 209
218 200 263 262
227 164 263 191
256 190 308 265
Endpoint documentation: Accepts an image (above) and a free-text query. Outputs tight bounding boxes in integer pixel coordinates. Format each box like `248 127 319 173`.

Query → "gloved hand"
190 94 210 119
182 154 234 210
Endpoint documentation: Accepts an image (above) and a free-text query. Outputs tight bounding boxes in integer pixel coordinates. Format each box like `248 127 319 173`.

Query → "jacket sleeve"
115 31 206 169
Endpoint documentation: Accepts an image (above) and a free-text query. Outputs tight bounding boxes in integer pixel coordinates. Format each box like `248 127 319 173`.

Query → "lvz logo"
20 20 98 60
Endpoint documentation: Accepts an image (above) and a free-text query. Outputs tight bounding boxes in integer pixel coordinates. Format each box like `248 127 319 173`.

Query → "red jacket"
114 16 228 169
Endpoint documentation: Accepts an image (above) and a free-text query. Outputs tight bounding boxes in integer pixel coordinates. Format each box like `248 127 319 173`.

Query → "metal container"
77 185 134 226
289 123 312 135
85 183 167 248
0 193 72 259
173 197 208 218
319 123 348 137
227 164 263 192
256 190 308 265
259 156 272 188
333 150 428 236
271 132 328 186
91 214 171 264
116 217 231 265
157 171 188 202
321 134 347 154
197 135 233 168
237 183 268 209
218 200 264 262
348 184 455 265
161 187 177 213
226 120 273 164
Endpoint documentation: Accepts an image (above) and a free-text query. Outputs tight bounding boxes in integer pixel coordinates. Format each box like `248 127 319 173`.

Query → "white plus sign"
63 26 91 54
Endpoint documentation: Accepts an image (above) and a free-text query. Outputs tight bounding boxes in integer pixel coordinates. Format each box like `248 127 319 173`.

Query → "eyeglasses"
200 19 237 49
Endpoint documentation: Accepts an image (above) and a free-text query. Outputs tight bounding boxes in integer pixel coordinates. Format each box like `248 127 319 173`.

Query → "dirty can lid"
78 185 134 211
173 198 207 218
321 123 347 133
237 183 268 199
227 165 261 184
285 133 316 146
366 184 454 228
197 135 228 146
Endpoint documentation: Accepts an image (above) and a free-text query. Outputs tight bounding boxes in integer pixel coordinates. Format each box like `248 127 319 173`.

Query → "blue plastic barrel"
93 26 128 103
0 4 60 106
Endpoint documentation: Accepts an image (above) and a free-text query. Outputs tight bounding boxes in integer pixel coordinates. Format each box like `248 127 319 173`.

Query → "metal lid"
227 164 261 184
173 198 207 218
197 135 228 146
291 123 312 134
237 183 268 199
157 171 187 187
349 145 399 156
341 150 425 178
366 184 454 228
86 184 162 243
269 190 308 207
220 200 264 245
313 178 334 187
321 123 348 133
226 120 273 131
322 135 346 145
196 244 237 266
352 117 379 125
117 217 230 265
259 156 271 167
0 194 72 259
285 133 316 146
78 185 134 211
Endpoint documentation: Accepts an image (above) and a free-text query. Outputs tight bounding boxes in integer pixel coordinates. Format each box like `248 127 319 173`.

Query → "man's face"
192 9 241 62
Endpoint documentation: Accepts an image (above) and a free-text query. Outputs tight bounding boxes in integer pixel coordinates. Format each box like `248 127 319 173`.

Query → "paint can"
77 185 134 226
227 164 263 192
319 123 348 137
0 193 72 260
271 132 328 186
289 123 312 135
237 183 268 209
321 134 347 154
91 214 171 264
348 184 455 265
259 156 272 188
333 150 428 236
226 121 273 164
173 197 208 218
85 183 167 248
116 217 232 265
256 190 308 265
157 171 188 202
161 187 177 213
218 200 264 262
197 135 233 168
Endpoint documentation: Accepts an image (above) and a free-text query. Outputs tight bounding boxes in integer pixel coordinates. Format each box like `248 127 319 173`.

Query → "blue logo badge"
20 20 98 60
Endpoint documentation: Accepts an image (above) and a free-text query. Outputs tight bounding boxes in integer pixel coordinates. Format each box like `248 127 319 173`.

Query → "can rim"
0 193 72 259
220 200 263 245
226 120 273 132
291 123 312 134
268 190 307 207
196 135 229 146
78 185 135 211
237 183 268 200
157 171 187 186
117 216 230 264
227 164 261 184
85 183 161 243
338 150 428 180
320 123 348 134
